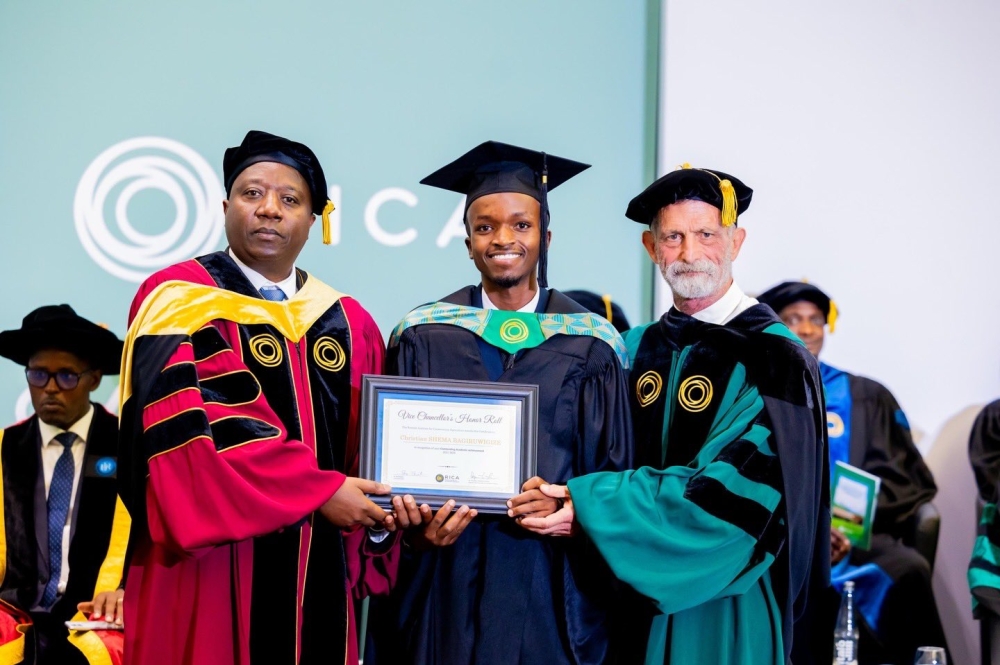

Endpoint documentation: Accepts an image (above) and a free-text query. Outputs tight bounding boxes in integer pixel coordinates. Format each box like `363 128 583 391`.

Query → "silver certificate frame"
359 374 539 514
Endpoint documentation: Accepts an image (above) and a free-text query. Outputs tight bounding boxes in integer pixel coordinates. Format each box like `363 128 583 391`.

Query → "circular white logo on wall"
74 136 225 283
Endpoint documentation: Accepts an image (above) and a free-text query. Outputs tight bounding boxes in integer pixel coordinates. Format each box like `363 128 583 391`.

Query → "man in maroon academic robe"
118 130 399 664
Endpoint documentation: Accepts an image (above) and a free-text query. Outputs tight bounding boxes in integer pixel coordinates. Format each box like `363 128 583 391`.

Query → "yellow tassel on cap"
321 200 335 245
601 294 613 323
677 164 738 226
719 179 737 227
828 300 838 333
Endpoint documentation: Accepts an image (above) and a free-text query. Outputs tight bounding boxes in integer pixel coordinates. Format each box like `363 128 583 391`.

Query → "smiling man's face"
223 161 315 282
464 192 546 292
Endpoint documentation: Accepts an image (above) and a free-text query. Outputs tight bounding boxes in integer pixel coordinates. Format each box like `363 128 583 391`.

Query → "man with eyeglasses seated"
0 304 126 665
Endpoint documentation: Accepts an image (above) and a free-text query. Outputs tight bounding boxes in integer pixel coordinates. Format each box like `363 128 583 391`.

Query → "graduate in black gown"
758 281 947 665
366 142 634 665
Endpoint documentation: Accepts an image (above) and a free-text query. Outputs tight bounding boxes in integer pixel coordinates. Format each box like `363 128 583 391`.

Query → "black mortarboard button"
420 141 590 288
223 130 336 244
757 281 839 332
625 163 753 227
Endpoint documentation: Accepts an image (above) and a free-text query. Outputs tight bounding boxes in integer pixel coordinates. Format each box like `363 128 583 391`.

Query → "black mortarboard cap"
420 141 590 288
757 281 839 332
563 290 631 334
625 163 753 227
223 130 336 243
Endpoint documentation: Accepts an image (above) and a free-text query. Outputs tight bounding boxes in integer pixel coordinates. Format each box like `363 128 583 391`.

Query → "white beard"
661 255 732 300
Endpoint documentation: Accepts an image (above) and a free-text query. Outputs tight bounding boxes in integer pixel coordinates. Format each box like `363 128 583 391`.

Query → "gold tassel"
828 300 838 333
719 179 737 227
679 162 692 170
321 200 335 245
601 294 613 322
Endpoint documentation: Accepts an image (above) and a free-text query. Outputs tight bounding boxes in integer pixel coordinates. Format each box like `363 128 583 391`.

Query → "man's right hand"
830 527 851 565
319 477 391 528
78 589 124 625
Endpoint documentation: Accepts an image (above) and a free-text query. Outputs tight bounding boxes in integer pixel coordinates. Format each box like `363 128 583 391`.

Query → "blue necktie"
41 432 76 608
259 285 288 301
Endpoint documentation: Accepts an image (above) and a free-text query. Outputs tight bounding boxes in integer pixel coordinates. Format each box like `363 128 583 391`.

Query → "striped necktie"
259 285 288 301
41 431 76 608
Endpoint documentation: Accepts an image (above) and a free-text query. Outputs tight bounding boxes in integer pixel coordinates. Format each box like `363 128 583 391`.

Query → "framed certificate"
359 375 538 514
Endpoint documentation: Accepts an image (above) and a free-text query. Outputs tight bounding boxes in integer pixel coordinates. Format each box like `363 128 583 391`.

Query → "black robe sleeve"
970 399 1000 503
850 376 937 535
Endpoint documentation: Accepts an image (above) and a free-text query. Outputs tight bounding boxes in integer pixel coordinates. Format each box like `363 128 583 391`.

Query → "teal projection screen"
0 1 653 418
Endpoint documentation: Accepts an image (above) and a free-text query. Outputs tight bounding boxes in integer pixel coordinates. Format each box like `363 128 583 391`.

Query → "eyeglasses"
25 368 94 391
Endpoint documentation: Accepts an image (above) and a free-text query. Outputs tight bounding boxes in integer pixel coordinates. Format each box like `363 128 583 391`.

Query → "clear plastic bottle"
833 580 859 665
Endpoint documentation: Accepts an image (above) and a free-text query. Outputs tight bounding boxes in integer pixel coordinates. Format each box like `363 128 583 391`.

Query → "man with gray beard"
514 164 829 663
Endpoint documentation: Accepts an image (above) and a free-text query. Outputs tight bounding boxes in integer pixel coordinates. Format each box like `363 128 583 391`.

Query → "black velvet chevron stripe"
684 474 772 540
757 512 786 558
971 555 1000 578
978 515 1000 547
209 416 281 451
191 325 230 361
146 359 199 406
714 439 783 494
200 371 261 406
144 408 211 458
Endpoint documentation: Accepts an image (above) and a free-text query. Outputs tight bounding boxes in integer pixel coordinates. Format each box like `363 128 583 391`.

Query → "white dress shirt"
38 404 94 594
228 248 298 298
482 287 541 313
686 282 758 325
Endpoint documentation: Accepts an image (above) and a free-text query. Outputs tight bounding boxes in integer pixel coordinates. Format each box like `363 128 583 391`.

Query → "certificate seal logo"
249 334 284 368
678 375 713 413
74 136 225 283
827 412 845 438
313 337 346 372
636 370 662 407
499 319 530 344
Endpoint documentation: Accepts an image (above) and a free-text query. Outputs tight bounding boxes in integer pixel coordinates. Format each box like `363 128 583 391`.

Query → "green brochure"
831 461 881 550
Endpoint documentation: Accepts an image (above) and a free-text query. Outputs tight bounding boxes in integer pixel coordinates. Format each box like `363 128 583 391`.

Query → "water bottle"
833 580 859 665
913 646 946 664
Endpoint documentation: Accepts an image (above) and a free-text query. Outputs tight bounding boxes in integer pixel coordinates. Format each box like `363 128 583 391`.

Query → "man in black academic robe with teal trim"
366 141 635 665
516 165 829 664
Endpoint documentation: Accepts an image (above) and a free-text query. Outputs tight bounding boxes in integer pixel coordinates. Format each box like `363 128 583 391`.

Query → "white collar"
482 286 541 313
228 248 298 298
39 404 94 448
684 281 758 325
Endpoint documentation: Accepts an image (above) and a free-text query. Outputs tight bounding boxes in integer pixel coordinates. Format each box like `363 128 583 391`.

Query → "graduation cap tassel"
538 153 550 289
321 200 335 245
828 299 838 333
719 179 737 227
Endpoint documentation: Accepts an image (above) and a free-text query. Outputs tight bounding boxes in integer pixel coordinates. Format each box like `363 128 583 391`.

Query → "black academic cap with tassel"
420 141 590 288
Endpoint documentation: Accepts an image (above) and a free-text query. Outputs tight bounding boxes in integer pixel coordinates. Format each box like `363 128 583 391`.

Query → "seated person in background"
968 400 1000 622
758 281 948 665
0 305 125 664
562 290 631 334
